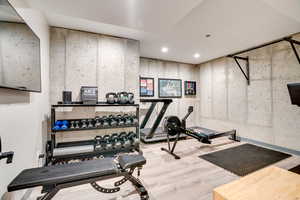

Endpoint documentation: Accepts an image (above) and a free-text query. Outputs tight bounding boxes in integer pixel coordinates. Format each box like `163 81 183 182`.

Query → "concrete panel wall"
196 33 300 151
50 28 139 142
140 58 198 128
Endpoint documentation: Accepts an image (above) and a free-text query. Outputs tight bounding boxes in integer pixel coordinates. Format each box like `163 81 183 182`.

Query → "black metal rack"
47 102 140 165
228 36 300 85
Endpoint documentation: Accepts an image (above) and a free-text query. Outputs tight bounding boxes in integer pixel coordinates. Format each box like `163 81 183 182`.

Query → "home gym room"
0 0 300 199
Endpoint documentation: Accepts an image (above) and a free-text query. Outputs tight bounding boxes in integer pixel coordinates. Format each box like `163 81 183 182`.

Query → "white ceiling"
24 0 300 64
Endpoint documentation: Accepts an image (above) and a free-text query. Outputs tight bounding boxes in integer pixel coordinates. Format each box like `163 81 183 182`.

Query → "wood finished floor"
29 138 300 200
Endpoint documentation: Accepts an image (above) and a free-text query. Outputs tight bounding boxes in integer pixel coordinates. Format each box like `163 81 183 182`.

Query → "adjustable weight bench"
8 154 149 200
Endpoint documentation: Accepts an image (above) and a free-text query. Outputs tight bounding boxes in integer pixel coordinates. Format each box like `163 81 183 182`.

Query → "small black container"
62 91 72 104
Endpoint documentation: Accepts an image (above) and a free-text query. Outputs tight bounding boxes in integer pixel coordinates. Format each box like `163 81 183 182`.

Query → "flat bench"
8 154 148 200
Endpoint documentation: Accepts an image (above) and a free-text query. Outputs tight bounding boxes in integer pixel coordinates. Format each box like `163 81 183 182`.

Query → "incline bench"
8 154 149 200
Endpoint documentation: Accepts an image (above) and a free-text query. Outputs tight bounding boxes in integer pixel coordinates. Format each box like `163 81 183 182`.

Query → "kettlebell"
117 92 128 104
128 92 134 104
106 92 117 104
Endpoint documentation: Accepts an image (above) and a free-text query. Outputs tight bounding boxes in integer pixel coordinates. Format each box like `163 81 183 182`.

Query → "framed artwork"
184 81 196 95
140 77 154 97
158 78 182 98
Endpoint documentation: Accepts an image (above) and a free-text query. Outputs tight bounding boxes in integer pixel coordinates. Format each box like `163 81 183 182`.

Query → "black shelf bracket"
284 37 300 64
228 56 250 85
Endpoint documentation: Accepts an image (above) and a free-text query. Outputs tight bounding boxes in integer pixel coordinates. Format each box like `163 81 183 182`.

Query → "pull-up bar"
227 36 300 85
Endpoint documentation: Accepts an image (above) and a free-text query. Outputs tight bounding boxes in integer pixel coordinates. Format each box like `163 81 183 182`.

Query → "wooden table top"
213 166 300 200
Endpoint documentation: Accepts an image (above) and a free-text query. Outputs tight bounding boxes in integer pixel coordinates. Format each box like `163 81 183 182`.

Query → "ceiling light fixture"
161 47 168 53
205 34 211 38
194 53 200 58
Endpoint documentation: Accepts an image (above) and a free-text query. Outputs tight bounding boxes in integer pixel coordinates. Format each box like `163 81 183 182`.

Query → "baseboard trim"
239 136 300 156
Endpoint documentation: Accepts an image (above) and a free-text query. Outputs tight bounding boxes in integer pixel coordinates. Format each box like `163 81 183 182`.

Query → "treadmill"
140 99 187 143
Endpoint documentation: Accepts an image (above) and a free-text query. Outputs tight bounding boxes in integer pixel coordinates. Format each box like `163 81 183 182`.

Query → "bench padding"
118 154 146 169
8 158 117 192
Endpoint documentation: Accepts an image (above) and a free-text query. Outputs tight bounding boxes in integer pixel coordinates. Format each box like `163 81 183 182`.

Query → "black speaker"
62 91 72 104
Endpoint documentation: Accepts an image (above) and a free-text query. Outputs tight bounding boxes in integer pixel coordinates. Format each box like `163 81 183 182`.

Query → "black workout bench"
8 154 149 200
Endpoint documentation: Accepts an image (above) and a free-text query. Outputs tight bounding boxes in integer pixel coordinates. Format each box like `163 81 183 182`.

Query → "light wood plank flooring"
29 138 300 200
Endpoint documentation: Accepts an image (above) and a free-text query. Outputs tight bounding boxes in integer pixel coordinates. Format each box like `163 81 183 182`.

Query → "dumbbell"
111 133 122 149
94 116 102 128
61 120 69 130
53 120 63 130
127 132 139 147
70 121 75 129
81 119 87 128
94 136 103 151
103 135 113 150
123 114 132 125
88 119 94 128
131 115 138 124
108 115 118 126
116 114 125 126
119 132 131 148
102 116 109 127
75 121 80 129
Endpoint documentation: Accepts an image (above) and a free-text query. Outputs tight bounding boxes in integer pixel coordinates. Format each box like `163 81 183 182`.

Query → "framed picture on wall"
140 77 154 97
184 81 196 95
158 78 182 98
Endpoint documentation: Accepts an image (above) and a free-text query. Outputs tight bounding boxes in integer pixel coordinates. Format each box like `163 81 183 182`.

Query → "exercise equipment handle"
181 106 193 129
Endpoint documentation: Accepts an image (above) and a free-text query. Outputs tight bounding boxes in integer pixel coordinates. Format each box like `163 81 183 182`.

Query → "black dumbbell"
127 132 139 147
94 136 102 151
81 119 87 128
75 120 80 129
103 135 113 150
119 132 131 148
116 114 125 126
94 116 102 127
123 114 132 125
109 115 118 126
88 119 94 128
131 115 138 124
102 116 109 127
111 133 122 149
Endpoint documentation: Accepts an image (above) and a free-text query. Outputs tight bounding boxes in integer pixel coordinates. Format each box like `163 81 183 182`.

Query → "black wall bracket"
284 37 300 64
228 56 250 85
227 36 300 85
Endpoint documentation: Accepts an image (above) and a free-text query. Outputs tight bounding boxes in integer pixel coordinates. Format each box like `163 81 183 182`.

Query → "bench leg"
37 187 59 200
126 174 149 200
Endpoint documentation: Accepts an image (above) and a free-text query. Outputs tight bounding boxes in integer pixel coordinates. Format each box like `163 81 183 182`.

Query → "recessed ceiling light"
161 47 168 53
205 34 211 38
194 53 200 58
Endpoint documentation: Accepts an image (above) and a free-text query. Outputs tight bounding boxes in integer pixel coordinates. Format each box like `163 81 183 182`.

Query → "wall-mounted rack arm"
284 37 300 64
228 55 250 85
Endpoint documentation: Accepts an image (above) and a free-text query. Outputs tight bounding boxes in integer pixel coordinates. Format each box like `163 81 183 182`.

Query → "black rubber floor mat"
199 144 291 176
289 165 300 175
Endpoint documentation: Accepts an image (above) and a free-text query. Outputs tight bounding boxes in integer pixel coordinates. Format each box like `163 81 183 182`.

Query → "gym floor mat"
289 165 300 175
199 144 291 176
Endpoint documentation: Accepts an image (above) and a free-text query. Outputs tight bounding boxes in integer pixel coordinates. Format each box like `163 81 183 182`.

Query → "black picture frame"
140 77 155 97
158 78 182 98
184 81 197 95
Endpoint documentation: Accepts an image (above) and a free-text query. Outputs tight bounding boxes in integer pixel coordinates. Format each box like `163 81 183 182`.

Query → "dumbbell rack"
47 102 140 165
